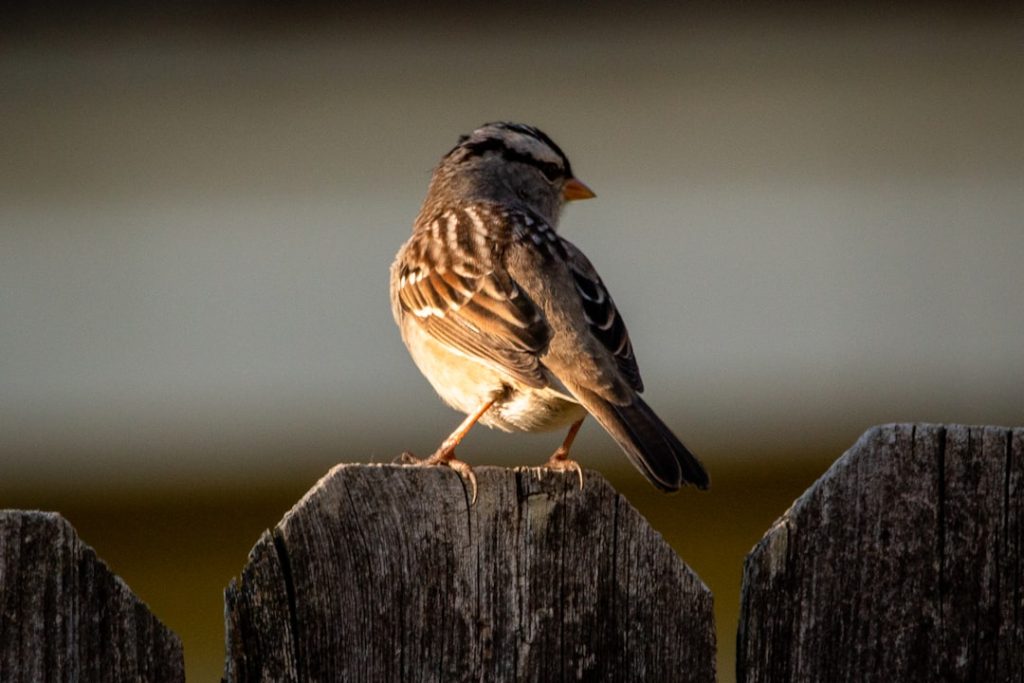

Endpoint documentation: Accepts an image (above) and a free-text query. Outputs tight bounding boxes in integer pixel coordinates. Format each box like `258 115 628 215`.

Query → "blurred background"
2 3 1022 680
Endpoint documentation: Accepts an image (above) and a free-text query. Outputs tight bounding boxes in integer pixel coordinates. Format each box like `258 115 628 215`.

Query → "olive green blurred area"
2 3 1022 682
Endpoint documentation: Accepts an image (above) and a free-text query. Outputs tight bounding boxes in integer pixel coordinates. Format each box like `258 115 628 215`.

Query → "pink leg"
544 417 586 489
402 398 496 503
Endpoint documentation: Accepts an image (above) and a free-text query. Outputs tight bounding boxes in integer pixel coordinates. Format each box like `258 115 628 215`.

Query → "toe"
543 455 585 490
397 451 421 465
446 458 478 504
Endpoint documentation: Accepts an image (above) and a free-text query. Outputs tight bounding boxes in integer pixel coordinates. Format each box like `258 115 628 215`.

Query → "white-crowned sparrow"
390 122 708 499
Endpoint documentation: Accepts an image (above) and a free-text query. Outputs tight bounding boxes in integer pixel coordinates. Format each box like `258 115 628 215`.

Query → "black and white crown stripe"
446 122 574 183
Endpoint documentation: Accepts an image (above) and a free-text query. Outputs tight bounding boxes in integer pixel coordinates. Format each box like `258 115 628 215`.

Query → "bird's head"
427 122 595 226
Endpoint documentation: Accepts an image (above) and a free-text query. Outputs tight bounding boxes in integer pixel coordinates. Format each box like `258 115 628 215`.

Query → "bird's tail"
582 393 709 492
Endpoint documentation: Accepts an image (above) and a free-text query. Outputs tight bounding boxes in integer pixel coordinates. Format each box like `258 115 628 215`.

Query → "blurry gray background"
1 4 1022 680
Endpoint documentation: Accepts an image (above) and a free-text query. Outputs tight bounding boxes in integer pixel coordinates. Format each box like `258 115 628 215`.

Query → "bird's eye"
539 163 561 182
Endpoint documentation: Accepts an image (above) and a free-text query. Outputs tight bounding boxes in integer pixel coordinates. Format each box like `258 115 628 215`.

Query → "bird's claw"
443 457 479 505
398 449 478 504
543 453 585 490
396 451 420 465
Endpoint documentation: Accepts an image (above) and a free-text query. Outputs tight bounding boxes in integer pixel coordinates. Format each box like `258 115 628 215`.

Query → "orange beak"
562 177 596 201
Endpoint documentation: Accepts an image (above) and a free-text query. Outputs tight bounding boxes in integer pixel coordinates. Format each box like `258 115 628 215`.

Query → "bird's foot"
399 449 478 504
542 449 585 490
397 450 420 464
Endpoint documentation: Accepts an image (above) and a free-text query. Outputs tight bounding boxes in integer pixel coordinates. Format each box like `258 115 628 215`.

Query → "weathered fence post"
224 464 716 682
737 423 1023 682
0 510 184 682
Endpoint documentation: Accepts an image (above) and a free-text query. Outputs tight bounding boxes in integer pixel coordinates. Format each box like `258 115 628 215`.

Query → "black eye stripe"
536 160 562 182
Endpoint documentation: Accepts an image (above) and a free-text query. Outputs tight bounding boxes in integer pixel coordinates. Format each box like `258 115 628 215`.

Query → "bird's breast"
486 388 586 433
400 318 584 433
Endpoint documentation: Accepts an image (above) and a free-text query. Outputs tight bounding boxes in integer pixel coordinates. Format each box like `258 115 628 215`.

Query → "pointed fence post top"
738 423 1024 683
0 510 185 683
225 464 716 682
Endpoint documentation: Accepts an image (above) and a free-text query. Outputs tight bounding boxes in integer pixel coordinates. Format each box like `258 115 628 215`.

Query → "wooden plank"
224 465 715 682
737 423 1024 682
0 510 184 683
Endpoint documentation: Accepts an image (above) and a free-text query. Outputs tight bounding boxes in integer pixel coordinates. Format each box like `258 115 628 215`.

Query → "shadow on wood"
738 423 1024 682
0 511 184 683
224 464 715 682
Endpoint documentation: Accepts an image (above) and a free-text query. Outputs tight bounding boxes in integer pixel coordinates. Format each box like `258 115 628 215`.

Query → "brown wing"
394 207 551 388
559 238 644 392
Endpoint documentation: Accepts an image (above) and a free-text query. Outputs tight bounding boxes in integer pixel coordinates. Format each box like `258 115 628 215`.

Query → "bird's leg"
402 398 495 503
543 418 586 489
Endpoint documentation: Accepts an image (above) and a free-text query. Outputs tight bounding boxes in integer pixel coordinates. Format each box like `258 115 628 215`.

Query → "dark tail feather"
584 393 709 491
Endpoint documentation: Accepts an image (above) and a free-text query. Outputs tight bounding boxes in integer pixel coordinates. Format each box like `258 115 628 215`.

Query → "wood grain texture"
737 423 1024 682
224 465 715 682
0 510 184 683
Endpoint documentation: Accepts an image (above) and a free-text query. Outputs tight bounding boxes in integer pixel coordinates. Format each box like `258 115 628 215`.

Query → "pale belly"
402 322 586 433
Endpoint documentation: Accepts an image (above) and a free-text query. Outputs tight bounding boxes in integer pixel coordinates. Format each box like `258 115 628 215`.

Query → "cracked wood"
0 511 184 683
224 465 715 682
737 423 1024 682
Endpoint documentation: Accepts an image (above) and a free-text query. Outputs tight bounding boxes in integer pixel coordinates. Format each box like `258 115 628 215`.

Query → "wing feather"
395 207 551 388
561 239 644 392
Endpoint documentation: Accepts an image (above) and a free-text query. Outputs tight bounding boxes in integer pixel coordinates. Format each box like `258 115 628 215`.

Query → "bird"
390 122 708 501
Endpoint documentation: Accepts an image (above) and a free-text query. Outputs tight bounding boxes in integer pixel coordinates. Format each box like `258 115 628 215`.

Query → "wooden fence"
0 423 1020 682
0 511 184 682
